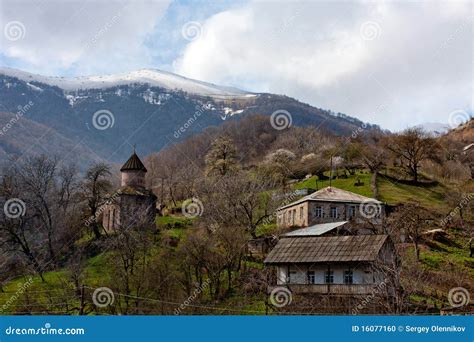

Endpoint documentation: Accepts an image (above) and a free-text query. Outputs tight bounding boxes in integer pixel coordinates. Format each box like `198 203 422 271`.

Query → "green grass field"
377 175 448 211
294 170 374 198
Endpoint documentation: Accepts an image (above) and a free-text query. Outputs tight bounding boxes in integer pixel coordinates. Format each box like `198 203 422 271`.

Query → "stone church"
102 151 157 233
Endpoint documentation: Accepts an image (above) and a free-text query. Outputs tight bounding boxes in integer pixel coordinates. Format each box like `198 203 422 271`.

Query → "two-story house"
265 187 398 312
276 186 385 228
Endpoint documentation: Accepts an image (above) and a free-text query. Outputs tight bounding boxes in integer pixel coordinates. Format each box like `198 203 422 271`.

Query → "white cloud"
0 0 171 75
175 0 473 131
0 0 471 131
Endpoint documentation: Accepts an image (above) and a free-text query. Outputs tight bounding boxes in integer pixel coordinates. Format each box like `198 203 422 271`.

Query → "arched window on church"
109 208 114 230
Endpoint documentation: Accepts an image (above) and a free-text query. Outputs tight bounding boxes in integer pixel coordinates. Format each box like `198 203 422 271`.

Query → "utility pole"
329 156 333 187
160 177 164 205
79 284 85 315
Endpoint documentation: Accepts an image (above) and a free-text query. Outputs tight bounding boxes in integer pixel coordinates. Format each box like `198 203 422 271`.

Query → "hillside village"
0 116 472 315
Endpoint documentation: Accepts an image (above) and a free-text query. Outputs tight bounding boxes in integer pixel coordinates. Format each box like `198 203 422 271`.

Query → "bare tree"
386 128 438 183
198 171 277 238
82 163 112 239
0 156 80 280
388 203 432 261
15 156 58 260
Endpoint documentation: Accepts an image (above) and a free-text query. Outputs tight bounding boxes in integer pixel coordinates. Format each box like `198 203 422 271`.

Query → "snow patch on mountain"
26 82 43 92
0 67 256 98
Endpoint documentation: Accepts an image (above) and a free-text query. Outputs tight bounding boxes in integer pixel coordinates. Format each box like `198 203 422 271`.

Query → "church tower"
120 151 147 188
102 150 157 233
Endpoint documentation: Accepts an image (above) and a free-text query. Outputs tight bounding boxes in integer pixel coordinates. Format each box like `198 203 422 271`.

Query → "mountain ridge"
0 67 380 169
0 67 254 97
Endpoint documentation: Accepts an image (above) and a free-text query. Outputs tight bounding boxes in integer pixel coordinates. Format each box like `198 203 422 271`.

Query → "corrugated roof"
463 143 474 152
278 186 381 210
283 221 348 237
264 235 388 264
120 153 147 172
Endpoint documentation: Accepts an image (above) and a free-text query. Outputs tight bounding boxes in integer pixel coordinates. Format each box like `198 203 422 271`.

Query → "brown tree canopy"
386 128 438 183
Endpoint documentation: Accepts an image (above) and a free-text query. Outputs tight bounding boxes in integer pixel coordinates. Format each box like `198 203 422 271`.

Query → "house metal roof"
277 186 382 210
463 143 474 152
264 234 388 264
120 152 147 172
282 221 348 237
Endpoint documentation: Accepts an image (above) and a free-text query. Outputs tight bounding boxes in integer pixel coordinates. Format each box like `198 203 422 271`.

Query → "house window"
330 207 338 218
348 205 356 218
315 206 323 218
344 270 353 284
324 270 334 284
300 207 304 220
307 271 315 284
288 270 297 284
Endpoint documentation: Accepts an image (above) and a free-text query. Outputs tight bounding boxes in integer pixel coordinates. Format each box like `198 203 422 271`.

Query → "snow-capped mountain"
0 67 254 97
0 67 377 168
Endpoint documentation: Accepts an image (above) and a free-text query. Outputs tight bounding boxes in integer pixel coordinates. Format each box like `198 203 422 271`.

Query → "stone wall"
277 200 385 228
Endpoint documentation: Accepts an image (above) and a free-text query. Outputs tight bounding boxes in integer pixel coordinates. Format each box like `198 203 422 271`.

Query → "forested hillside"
0 115 472 315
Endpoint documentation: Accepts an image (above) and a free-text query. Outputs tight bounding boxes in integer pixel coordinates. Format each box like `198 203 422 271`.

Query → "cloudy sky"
0 0 472 131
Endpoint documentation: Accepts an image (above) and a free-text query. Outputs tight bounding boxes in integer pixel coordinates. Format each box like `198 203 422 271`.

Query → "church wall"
121 170 146 188
118 194 156 230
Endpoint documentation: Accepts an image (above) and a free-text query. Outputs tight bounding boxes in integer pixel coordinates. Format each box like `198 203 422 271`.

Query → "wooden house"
264 234 397 295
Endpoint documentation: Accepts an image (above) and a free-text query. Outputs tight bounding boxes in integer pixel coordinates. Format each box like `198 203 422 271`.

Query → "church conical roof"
120 152 147 172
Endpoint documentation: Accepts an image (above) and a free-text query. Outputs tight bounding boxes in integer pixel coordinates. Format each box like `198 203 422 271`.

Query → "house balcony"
268 283 378 295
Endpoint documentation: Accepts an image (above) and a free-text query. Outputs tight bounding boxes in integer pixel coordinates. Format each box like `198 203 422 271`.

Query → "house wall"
276 202 309 227
276 200 385 228
276 263 374 285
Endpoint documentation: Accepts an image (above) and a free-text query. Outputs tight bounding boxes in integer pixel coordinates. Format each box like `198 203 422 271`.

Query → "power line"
83 286 265 314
